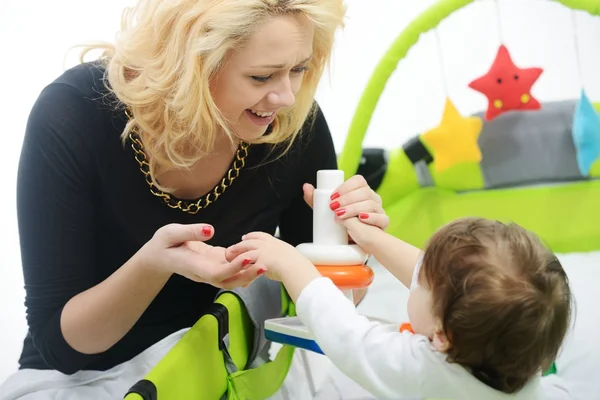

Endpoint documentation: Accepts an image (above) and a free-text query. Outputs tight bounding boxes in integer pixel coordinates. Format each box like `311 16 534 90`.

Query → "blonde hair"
81 0 345 182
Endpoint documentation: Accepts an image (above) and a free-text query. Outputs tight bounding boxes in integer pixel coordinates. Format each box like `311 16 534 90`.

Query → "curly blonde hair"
81 0 345 181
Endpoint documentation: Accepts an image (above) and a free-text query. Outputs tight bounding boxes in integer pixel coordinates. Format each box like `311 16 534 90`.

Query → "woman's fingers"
332 174 369 196
158 223 215 246
302 183 316 209
331 175 382 203
219 263 267 289
328 179 385 222
331 186 382 208
190 251 251 283
356 212 390 230
330 186 366 210
333 199 383 220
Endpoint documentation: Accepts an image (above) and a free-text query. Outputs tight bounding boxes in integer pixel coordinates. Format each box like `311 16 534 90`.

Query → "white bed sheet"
2 253 597 399
316 251 600 399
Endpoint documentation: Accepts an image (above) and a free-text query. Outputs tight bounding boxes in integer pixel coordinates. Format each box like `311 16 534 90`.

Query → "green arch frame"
335 0 600 253
337 0 600 178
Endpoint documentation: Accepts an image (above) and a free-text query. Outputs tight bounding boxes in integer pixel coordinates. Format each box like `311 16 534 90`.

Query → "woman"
1 0 388 398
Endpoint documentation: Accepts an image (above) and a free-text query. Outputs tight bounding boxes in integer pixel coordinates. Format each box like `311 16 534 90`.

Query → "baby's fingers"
340 216 363 229
225 244 245 262
227 239 265 259
242 231 274 241
230 249 260 267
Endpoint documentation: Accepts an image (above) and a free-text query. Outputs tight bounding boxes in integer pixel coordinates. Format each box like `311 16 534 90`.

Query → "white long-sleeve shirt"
295 277 570 400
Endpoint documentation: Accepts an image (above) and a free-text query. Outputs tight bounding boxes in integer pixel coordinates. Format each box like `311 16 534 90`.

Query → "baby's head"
407 217 572 393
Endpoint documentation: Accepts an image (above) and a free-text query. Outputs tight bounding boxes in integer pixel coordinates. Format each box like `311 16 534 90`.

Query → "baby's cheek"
406 289 433 337
406 292 417 326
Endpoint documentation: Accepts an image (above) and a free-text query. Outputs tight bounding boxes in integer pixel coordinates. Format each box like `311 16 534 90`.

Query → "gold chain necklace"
128 131 249 215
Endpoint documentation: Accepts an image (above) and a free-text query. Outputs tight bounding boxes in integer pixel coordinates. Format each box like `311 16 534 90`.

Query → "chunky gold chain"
128 131 249 215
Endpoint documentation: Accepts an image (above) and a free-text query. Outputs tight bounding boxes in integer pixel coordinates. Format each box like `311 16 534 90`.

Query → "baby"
227 217 572 399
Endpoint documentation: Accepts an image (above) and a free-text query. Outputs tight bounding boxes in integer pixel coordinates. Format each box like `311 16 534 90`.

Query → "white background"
1 0 599 384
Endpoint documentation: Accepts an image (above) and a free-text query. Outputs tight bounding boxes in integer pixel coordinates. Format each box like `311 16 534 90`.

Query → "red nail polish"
359 213 369 219
330 192 340 201
335 208 346 217
242 258 252 267
202 226 213 236
330 201 340 210
257 268 266 276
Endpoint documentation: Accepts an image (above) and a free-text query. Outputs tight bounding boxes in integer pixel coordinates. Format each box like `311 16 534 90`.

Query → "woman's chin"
235 125 272 142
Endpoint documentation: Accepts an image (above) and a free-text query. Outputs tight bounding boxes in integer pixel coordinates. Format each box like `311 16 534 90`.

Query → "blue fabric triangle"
572 90 600 176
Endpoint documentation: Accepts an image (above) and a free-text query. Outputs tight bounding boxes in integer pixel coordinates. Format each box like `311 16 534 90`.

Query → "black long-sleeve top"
15 61 336 375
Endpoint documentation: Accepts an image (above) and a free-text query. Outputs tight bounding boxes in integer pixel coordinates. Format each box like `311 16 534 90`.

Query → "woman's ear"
432 326 450 352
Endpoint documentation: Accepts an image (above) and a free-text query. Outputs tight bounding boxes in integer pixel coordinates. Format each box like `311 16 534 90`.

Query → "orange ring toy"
399 322 414 334
315 264 374 290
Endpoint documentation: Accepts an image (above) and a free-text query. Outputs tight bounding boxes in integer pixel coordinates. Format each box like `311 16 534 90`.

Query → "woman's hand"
302 174 388 305
302 174 389 231
140 223 264 289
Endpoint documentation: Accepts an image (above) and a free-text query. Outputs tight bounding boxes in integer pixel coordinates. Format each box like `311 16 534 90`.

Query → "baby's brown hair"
420 217 572 394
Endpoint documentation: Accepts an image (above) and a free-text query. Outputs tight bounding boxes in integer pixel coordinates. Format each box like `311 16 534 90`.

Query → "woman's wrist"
133 244 174 281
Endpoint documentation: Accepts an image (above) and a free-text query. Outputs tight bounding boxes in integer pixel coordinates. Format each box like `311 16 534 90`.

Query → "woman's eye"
251 75 271 83
292 66 309 74
251 66 308 83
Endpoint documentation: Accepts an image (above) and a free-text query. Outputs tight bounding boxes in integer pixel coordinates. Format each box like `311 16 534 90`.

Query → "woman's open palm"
143 223 264 289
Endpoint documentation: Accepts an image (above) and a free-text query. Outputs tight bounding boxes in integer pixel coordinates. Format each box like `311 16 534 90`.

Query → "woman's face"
211 14 315 142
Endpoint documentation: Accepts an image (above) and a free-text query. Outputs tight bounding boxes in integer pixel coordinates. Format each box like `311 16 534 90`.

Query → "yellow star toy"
421 98 483 172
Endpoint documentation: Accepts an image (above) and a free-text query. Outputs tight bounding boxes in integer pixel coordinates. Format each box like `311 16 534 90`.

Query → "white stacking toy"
264 169 375 354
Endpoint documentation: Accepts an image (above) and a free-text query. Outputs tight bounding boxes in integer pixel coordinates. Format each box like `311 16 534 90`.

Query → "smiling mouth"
248 109 275 118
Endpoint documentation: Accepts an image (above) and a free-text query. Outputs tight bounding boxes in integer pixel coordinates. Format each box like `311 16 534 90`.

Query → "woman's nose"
267 78 296 108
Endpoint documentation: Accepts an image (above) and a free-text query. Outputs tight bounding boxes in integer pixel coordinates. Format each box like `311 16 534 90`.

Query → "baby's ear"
432 327 451 352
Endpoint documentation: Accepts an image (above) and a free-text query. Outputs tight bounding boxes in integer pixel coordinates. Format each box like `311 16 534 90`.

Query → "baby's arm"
343 218 421 288
295 276 426 398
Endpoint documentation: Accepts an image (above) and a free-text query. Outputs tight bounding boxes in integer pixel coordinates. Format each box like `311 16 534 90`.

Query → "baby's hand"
226 232 305 282
342 217 382 254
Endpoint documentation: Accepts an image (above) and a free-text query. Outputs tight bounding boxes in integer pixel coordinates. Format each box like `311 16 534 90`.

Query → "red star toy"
468 44 543 121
